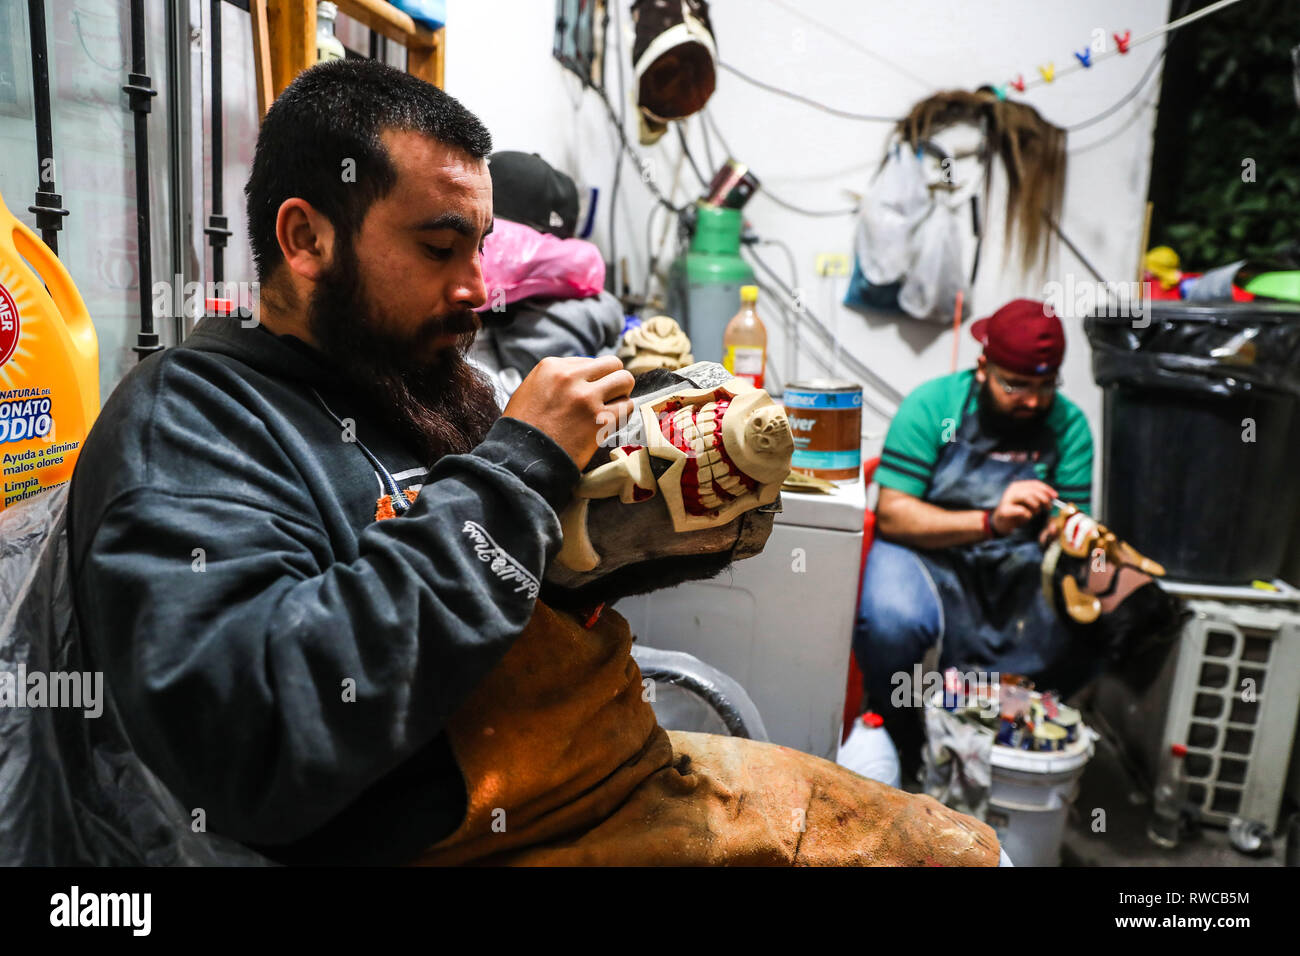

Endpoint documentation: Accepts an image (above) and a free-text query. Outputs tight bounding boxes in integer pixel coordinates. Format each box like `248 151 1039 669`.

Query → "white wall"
446 0 1174 494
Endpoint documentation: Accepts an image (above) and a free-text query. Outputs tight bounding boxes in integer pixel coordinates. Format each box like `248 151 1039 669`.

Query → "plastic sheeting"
0 486 270 865
921 705 992 819
1085 302 1300 399
476 218 605 309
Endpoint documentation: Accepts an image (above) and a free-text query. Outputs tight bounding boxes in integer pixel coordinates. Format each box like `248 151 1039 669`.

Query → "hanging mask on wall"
543 363 792 608
630 0 718 144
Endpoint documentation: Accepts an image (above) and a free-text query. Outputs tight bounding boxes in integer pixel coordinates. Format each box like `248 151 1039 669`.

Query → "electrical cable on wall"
745 243 903 414
593 85 684 215
1065 48 1168 133
698 112 717 174
1068 85 1163 154
709 0 1226 144
676 123 708 188
757 238 798 292
607 0 626 292
641 148 687 304
718 60 901 122
757 0 934 91
704 110 858 218
1063 0 1192 134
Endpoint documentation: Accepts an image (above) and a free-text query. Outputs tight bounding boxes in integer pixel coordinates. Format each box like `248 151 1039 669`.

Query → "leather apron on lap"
916 377 1084 689
413 602 999 866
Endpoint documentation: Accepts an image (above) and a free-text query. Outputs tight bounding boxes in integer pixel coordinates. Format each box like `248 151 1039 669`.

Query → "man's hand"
991 479 1056 536
502 355 635 470
1038 510 1066 548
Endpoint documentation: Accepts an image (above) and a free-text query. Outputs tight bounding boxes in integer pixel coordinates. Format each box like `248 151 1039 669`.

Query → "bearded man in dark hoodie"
67 59 634 864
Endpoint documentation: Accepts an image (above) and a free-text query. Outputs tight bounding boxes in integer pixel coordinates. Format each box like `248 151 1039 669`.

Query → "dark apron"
917 376 1089 692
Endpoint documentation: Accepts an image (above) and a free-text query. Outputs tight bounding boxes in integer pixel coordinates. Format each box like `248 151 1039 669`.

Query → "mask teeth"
664 398 757 515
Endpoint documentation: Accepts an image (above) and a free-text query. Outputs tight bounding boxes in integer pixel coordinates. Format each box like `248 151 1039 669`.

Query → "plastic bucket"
986 732 1095 867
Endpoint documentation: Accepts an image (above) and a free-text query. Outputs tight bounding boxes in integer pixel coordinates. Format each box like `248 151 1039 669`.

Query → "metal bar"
124 0 162 359
25 0 69 252
169 0 200 345
206 0 231 283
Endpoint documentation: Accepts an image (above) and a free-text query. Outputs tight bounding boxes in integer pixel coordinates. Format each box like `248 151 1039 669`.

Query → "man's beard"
307 238 500 466
978 380 1051 442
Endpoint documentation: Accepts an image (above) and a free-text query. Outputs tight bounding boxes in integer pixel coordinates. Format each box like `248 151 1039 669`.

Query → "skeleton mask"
1042 506 1183 677
543 363 793 608
616 315 695 374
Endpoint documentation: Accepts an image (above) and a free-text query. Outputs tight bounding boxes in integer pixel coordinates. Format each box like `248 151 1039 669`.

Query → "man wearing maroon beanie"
852 299 1094 778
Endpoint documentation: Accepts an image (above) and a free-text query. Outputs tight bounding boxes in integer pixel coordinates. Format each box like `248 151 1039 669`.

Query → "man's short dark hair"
245 59 492 284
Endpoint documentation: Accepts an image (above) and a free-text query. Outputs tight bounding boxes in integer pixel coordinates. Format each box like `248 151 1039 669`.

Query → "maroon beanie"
970 299 1065 376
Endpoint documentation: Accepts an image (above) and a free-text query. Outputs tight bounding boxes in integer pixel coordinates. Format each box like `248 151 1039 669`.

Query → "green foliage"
1152 2 1300 270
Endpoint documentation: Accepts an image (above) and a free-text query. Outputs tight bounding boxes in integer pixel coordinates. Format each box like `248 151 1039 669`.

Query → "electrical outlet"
815 253 851 278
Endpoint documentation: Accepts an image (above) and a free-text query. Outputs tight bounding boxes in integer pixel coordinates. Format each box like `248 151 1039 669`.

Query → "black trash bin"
1086 302 1300 584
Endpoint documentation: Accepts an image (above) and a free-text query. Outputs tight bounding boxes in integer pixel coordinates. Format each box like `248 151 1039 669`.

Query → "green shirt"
876 369 1093 511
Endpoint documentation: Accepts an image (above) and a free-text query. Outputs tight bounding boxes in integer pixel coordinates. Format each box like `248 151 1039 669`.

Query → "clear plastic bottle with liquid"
1147 742 1189 848
723 284 767 388
316 2 346 63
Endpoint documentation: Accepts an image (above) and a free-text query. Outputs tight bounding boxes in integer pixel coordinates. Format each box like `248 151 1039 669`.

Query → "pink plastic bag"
476 218 605 310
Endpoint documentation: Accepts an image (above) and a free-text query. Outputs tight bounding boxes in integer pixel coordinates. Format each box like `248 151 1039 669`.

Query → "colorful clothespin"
1075 48 1092 68
1011 74 1025 93
994 84 1008 101
1114 30 1131 54
1038 62 1055 83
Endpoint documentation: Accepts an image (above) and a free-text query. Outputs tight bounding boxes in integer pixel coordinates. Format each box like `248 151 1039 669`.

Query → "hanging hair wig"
894 90 1067 275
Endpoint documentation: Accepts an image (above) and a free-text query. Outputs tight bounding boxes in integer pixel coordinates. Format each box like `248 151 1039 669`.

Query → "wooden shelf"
254 0 445 120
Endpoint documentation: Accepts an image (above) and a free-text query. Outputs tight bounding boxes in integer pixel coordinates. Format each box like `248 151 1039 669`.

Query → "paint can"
1032 722 1068 752
1048 703 1081 743
781 380 863 484
996 715 1025 749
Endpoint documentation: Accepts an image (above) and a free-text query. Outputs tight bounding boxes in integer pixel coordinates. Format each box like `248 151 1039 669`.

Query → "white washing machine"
616 482 867 759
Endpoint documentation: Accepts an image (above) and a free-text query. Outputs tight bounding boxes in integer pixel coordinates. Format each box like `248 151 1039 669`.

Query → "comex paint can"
781 380 862 483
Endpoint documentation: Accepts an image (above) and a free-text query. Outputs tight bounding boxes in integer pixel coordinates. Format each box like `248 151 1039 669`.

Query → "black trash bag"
1086 302 1300 583
1085 301 1300 400
0 486 270 865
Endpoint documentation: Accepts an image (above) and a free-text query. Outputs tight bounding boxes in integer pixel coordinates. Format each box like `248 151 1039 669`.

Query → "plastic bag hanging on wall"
898 200 966 322
853 145 930 289
845 143 968 322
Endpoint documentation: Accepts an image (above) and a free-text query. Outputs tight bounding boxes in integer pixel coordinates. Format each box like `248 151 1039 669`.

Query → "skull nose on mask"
725 404 794 486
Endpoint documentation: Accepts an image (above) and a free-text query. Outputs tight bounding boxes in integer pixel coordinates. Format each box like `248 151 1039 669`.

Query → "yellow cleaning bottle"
0 186 99 511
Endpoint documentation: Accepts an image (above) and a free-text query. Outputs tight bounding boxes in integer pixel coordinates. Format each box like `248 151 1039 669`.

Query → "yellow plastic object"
0 187 99 511
1145 245 1182 290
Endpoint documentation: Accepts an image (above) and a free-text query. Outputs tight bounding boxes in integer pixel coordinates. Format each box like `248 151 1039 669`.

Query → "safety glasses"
989 366 1061 397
